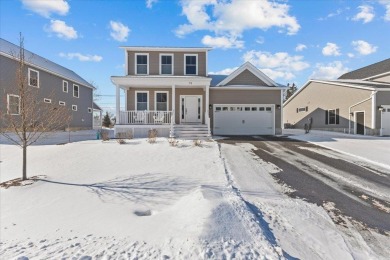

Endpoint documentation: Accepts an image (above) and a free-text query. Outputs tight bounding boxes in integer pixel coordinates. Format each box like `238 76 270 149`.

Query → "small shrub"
116 131 133 144
193 139 202 147
101 130 110 141
168 137 178 147
148 129 158 143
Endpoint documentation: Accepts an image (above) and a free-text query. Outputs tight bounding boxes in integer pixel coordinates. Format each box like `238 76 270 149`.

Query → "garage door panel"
382 107 390 136
213 104 274 135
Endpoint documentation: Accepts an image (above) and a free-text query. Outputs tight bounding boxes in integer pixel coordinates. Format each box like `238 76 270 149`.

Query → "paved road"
219 136 390 233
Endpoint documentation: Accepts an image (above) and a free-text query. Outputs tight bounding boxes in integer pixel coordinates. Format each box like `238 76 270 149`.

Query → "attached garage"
213 104 275 135
381 106 390 136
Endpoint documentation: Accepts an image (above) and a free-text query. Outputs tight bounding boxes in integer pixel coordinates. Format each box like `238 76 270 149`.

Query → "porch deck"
119 110 173 125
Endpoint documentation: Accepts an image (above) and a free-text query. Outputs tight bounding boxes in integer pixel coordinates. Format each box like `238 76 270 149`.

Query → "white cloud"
352 40 377 55
109 21 130 42
209 67 239 75
378 0 390 21
322 42 341 56
146 0 158 8
175 0 300 37
201 35 244 49
59 52 103 62
46 20 77 40
242 50 310 80
21 0 69 18
352 5 375 23
347 53 355 58
295 44 307 52
310 61 349 80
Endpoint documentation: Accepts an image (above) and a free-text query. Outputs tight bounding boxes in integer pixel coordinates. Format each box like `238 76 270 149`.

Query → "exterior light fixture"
378 106 384 111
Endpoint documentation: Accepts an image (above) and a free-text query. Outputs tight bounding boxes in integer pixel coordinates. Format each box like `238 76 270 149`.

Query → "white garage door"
213 104 274 135
382 106 390 136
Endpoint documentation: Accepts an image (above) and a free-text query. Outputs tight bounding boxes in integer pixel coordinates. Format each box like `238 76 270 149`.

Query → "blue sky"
1 0 389 112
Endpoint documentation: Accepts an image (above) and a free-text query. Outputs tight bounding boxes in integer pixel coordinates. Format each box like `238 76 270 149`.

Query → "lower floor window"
326 109 339 125
136 92 148 110
7 94 20 115
156 92 168 111
72 105 77 111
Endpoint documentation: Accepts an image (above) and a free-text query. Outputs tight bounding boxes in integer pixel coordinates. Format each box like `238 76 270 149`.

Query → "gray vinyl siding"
283 82 375 134
127 51 207 76
225 69 268 86
209 89 282 133
376 91 390 129
0 55 93 129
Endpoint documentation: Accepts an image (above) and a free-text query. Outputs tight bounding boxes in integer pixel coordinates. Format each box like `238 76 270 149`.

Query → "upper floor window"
185 54 197 75
63 80 68 92
73 84 79 98
136 54 148 75
160 54 173 75
28 68 39 87
7 94 20 115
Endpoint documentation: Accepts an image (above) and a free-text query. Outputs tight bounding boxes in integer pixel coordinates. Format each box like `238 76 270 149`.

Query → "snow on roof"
0 38 94 89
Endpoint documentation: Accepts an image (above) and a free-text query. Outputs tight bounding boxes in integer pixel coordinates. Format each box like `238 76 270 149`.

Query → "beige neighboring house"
110 46 285 138
283 58 390 136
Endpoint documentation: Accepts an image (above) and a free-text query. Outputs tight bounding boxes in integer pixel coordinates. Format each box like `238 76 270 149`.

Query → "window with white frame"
28 68 39 87
88 107 92 113
297 107 308 113
136 54 148 75
44 98 52 104
326 109 339 125
59 101 66 106
72 105 77 111
7 94 20 115
155 92 168 111
185 54 197 75
136 92 148 110
63 80 68 92
73 84 79 98
160 54 173 75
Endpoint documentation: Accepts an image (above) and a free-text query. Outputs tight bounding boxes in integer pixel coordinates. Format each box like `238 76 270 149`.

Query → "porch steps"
172 124 210 139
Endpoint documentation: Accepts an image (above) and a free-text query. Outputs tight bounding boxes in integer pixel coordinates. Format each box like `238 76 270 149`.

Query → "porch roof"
111 75 212 88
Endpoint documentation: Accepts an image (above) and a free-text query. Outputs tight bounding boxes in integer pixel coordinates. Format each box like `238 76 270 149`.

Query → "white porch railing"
119 111 173 125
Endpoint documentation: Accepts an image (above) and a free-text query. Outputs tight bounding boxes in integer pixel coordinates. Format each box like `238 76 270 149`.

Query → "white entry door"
181 96 202 123
213 104 275 135
382 106 390 136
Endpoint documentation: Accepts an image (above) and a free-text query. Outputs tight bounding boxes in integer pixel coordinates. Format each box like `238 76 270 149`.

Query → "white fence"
119 111 173 125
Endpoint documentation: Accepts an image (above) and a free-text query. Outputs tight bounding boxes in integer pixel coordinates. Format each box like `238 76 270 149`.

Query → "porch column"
205 84 210 119
116 85 120 124
172 84 176 124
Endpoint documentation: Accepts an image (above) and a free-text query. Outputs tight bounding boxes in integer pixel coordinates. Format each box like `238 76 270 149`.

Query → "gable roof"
216 62 279 87
0 38 94 89
283 79 390 107
338 58 390 80
93 102 103 111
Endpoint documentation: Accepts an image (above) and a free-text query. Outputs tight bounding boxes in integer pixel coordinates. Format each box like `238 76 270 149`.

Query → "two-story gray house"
111 46 285 138
0 38 95 130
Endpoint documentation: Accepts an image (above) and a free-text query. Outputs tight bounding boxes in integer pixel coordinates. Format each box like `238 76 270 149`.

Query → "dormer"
122 47 212 77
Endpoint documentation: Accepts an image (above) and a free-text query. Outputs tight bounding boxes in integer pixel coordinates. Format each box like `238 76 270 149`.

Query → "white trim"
135 53 149 75
111 76 211 87
59 101 66 106
372 91 376 130
154 91 169 111
354 111 365 135
63 80 68 93
135 91 149 111
0 53 95 90
217 62 277 87
73 84 79 98
120 47 212 52
280 89 284 130
88 107 92 113
7 94 20 115
159 53 174 75
72 105 78 111
28 68 39 88
327 108 338 125
179 95 203 124
184 54 198 76
362 71 390 81
44 98 52 104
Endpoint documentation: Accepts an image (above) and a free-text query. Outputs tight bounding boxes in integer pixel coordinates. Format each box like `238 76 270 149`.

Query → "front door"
181 96 202 123
356 112 365 135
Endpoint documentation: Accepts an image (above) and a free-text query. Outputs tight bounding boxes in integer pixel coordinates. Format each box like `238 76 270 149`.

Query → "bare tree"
0 34 72 180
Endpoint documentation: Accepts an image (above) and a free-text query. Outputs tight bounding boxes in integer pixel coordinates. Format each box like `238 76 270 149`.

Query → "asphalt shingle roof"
338 58 390 80
0 38 94 89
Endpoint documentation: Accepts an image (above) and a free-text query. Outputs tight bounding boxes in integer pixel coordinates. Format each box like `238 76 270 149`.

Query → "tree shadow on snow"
39 173 196 205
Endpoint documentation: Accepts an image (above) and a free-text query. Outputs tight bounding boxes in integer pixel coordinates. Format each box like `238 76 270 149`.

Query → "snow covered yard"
283 129 390 170
0 136 280 259
1 132 388 259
